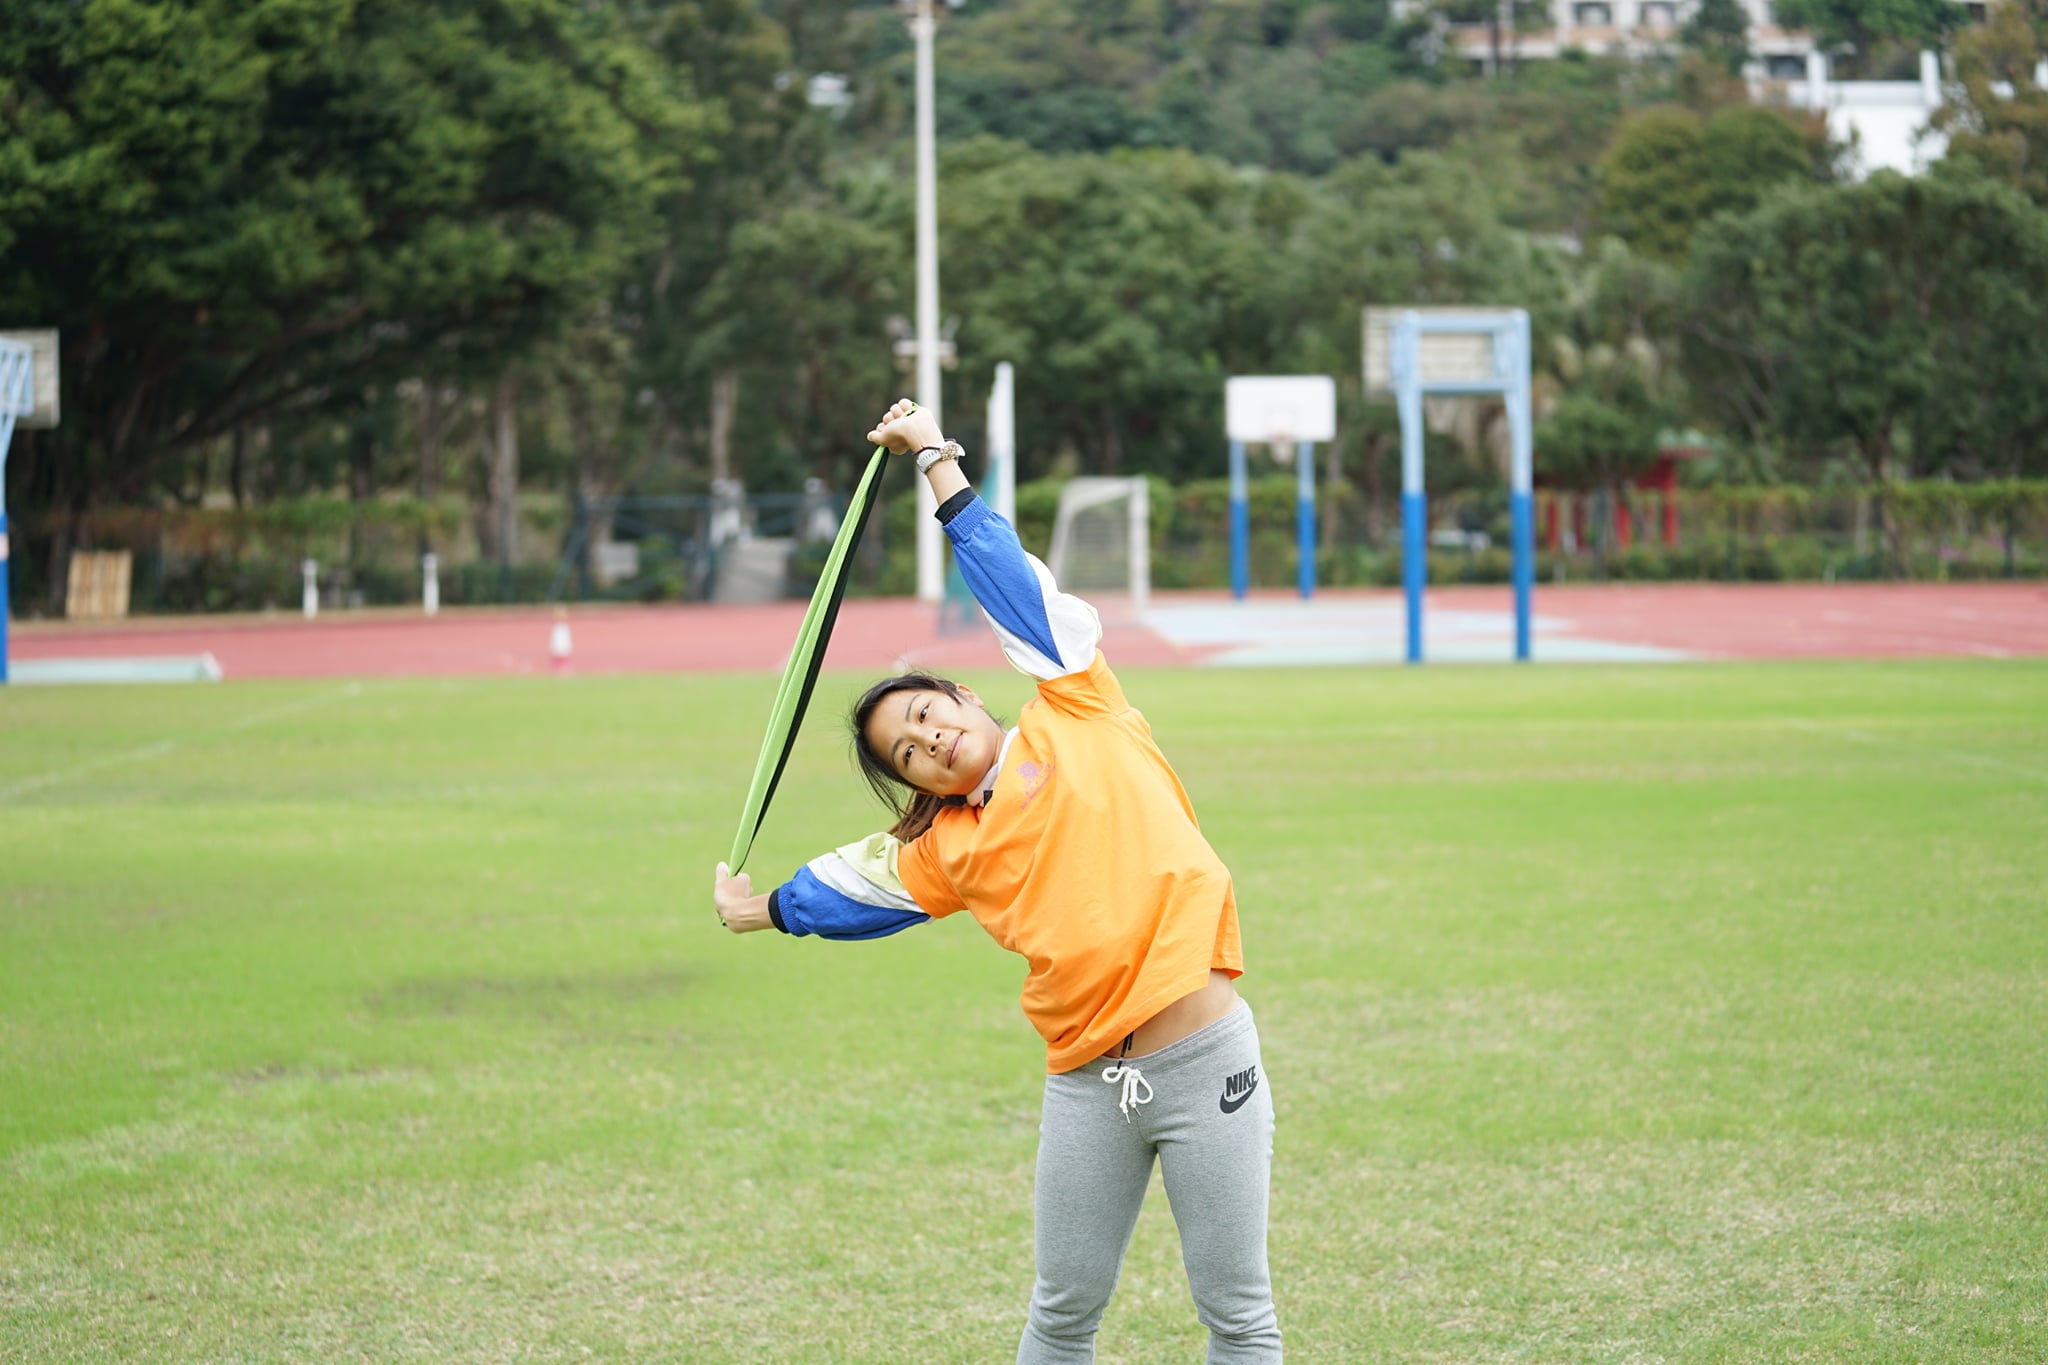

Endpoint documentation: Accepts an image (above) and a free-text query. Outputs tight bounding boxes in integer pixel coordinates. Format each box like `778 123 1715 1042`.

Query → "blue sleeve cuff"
774 866 930 941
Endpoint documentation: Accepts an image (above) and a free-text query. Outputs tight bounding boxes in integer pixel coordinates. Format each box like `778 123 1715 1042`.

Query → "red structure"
1539 443 1708 553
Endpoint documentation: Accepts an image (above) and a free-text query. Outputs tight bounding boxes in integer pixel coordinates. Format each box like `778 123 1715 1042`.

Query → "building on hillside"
1415 0 2048 181
1786 51 1946 176
1430 0 1824 77
1787 51 2048 177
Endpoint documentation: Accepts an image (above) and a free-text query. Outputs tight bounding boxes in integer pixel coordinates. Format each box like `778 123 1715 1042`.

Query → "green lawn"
3 660 2044 1363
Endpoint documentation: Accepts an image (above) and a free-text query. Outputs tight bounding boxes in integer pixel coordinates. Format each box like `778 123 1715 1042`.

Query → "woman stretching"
712 398 1283 1364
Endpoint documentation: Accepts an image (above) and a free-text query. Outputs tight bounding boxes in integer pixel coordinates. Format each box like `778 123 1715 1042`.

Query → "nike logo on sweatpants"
1219 1064 1259 1114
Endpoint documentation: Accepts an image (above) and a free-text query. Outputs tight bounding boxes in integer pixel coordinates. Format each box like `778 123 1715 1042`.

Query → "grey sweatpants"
1018 1002 1281 1364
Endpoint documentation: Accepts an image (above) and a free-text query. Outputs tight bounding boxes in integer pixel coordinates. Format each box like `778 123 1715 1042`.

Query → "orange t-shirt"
897 652 1242 1073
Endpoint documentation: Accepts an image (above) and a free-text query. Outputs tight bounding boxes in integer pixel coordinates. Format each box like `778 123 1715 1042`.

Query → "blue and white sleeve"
938 492 1102 682
769 832 931 941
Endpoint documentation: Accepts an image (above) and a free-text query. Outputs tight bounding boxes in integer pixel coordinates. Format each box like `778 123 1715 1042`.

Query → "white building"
1416 0 2047 181
1787 51 1946 176
1428 0 1827 76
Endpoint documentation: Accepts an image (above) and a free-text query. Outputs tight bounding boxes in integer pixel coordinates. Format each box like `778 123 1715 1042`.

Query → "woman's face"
863 683 1006 799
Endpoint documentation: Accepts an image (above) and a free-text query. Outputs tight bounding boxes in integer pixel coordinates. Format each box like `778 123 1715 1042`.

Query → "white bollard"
302 559 319 619
422 552 440 616
549 608 572 674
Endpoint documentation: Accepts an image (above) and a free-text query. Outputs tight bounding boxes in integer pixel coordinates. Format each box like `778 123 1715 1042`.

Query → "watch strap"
915 440 964 474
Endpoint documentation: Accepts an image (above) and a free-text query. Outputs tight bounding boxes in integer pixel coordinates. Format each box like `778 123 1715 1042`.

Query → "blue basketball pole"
0 340 30 687
1228 439 1249 600
0 509 10 685
1394 329 1428 664
1507 312 1535 662
1295 439 1315 600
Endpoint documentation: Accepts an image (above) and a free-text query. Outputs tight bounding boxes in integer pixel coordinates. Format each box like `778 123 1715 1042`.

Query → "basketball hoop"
1223 376 1336 601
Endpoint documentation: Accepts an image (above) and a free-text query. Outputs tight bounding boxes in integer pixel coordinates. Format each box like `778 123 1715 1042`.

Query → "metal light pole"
910 0 945 601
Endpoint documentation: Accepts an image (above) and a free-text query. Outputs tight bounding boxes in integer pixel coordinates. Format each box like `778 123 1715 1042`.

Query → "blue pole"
0 509 9 685
0 350 23 686
1402 492 1426 664
1511 491 1534 661
1229 439 1248 600
1507 310 1535 663
1295 439 1315 600
1395 313 1426 664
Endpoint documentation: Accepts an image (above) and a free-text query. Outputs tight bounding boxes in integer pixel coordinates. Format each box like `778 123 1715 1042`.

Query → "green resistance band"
726 432 896 874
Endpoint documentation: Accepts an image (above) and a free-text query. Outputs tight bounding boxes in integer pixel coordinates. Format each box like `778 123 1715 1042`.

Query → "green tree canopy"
1538 239 1684 498
1682 169 2048 479
1768 0 1964 65
0 0 709 530
1597 104 1813 262
1932 0 2048 205
1681 0 1752 74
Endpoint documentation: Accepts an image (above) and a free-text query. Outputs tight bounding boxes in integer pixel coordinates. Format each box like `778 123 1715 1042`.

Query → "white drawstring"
1102 1061 1153 1121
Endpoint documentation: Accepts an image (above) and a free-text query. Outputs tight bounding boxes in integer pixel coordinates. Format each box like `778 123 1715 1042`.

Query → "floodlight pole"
911 0 944 602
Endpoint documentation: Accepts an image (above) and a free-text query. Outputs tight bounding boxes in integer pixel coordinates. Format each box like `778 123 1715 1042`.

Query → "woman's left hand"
866 398 943 456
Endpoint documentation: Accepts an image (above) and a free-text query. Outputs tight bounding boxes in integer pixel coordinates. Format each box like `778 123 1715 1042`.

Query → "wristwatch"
916 440 965 475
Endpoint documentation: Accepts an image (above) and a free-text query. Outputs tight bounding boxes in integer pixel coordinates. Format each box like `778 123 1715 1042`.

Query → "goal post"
1047 477 1150 614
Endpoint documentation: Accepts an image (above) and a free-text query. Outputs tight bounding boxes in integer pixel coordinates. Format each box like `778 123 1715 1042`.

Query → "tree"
1597 104 1813 262
1536 239 1684 565
694 206 904 490
0 0 709 606
1346 57 1631 240
1681 0 1752 74
1596 109 1712 262
1767 0 1963 68
929 140 1281 481
1681 170 2048 482
1932 0 2048 205
570 0 817 503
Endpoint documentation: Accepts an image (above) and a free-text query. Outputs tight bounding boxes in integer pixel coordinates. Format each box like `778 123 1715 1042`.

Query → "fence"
1134 479 2048 591
18 480 2046 617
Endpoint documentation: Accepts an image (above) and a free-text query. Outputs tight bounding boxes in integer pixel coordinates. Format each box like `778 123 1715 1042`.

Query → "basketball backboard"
1363 308 1502 399
1224 375 1336 444
0 330 59 428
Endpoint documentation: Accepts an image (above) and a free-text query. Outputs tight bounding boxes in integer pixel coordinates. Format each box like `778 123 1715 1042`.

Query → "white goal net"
1046 477 1150 614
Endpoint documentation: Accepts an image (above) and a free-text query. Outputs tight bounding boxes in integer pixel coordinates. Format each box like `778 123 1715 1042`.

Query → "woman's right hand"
713 862 773 934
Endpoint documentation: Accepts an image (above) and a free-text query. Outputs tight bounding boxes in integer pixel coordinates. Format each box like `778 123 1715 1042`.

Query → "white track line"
1784 717 2048 785
0 683 363 803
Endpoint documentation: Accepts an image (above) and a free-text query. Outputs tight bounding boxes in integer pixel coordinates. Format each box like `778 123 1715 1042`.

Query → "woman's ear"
955 684 983 709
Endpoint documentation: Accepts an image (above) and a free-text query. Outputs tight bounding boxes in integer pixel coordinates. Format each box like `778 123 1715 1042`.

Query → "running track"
12 582 2047 681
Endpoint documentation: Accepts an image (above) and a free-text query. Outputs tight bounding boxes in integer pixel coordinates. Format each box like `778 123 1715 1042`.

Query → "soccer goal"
1046 477 1150 614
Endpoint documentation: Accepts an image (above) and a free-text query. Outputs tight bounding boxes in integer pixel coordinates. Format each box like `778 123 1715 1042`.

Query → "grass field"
3 659 2045 1363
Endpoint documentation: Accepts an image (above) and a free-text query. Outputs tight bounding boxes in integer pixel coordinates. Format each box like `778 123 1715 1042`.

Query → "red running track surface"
12 582 2047 680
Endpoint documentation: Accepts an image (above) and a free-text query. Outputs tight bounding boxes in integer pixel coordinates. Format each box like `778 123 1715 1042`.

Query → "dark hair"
850 672 980 841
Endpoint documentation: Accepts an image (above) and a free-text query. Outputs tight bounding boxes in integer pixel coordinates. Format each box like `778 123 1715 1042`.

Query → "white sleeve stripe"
988 552 1101 680
808 852 922 915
